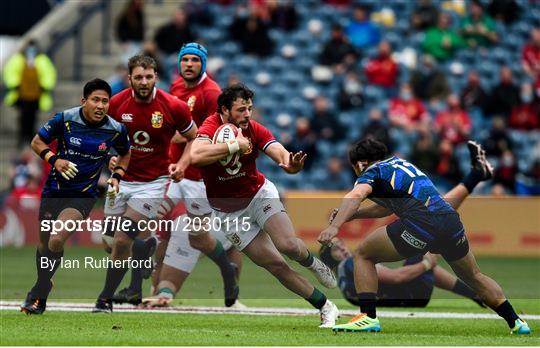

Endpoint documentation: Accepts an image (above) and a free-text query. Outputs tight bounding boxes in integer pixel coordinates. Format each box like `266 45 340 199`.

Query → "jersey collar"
79 107 108 128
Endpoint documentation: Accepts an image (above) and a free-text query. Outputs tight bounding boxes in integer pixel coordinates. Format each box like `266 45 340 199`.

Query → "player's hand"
108 156 118 172
157 197 174 219
54 159 78 180
107 177 120 194
279 151 307 174
169 163 185 182
236 129 252 154
318 226 339 245
329 208 339 224
106 178 118 206
422 253 437 270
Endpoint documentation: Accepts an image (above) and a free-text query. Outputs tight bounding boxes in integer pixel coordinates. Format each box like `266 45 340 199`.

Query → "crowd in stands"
5 0 540 199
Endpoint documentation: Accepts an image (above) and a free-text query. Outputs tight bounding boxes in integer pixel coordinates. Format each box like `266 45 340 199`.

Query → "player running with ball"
190 83 339 328
318 138 531 335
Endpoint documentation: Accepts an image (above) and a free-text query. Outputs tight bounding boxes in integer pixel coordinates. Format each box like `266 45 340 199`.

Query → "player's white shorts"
166 178 212 217
105 176 168 218
164 214 232 273
211 179 285 251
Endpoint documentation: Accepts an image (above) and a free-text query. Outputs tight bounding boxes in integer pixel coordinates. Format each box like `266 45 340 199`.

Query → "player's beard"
133 83 154 102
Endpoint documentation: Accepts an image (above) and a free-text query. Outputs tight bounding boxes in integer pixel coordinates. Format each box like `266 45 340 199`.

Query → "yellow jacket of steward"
3 52 57 111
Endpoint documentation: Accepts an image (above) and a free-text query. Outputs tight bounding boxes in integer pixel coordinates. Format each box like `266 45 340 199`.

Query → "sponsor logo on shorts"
263 204 272 214
400 230 427 249
229 233 241 246
456 235 467 246
176 247 189 257
191 202 200 210
143 203 152 211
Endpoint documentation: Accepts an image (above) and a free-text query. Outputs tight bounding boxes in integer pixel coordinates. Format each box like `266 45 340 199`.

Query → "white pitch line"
2 301 539 320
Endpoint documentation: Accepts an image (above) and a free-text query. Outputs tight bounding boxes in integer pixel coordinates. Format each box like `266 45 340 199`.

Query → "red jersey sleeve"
203 89 220 117
171 98 195 134
196 115 219 141
251 120 277 152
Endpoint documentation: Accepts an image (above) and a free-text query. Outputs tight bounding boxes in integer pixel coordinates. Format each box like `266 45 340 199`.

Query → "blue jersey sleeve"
37 112 63 144
355 165 379 187
112 124 130 156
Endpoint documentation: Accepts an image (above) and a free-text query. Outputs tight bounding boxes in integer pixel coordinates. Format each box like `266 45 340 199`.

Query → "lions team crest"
151 111 163 128
187 95 197 112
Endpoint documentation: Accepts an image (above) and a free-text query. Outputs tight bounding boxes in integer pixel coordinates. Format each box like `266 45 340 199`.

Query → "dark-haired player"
146 42 241 308
93 55 197 313
318 139 531 334
190 83 339 328
21 79 131 314
320 143 494 308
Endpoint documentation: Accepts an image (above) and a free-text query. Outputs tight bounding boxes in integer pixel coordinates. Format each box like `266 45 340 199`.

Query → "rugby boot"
92 298 113 313
511 319 531 334
308 257 337 288
319 300 339 328
112 287 142 305
333 313 381 332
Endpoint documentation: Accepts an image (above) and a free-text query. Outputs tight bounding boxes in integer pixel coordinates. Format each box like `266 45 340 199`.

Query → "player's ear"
81 97 86 106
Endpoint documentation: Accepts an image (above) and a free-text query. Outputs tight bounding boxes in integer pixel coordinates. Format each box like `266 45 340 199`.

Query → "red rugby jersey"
109 88 194 182
196 113 277 212
169 75 221 181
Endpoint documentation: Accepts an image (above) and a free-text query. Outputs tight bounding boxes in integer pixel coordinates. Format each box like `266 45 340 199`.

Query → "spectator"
316 157 353 191
410 54 451 102
311 95 344 141
484 116 513 157
142 40 168 87
346 5 381 50
154 7 195 55
318 23 358 74
509 83 540 130
116 0 145 48
364 40 399 90
108 64 129 96
522 28 540 82
422 12 464 62
287 117 318 172
184 0 214 26
459 0 498 48
460 70 487 111
3 40 57 147
361 108 392 151
337 71 364 110
389 82 429 132
435 139 463 187
411 0 439 31
487 0 520 25
493 149 517 192
434 94 472 145
228 4 274 57
410 128 439 176
268 0 298 32
8 146 42 190
486 66 520 119
516 143 540 195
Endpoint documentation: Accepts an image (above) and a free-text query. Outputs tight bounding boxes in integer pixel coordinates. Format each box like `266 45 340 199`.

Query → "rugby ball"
212 123 240 167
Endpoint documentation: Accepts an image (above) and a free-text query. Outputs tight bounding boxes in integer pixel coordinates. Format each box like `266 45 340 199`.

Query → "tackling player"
21 79 131 314
190 83 339 328
93 55 197 313
145 43 240 307
320 142 494 308
318 138 531 334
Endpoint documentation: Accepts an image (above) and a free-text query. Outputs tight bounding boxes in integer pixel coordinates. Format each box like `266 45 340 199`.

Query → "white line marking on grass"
2 301 539 320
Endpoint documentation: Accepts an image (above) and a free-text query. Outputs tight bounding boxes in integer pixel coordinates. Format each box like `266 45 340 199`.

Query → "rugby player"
144 43 240 307
21 79 131 314
318 138 531 334
320 142 492 308
190 83 339 328
93 55 197 313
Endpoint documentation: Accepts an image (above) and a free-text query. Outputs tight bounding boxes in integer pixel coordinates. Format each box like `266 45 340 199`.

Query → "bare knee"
48 236 64 253
113 234 132 258
276 238 303 259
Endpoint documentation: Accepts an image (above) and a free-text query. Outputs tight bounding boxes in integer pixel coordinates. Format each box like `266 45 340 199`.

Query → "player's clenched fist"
168 163 185 182
318 226 339 245
108 156 118 172
54 159 78 180
236 129 252 154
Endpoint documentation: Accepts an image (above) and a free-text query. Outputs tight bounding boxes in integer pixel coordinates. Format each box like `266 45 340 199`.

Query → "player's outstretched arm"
265 142 306 174
318 183 372 244
31 134 78 180
330 202 392 224
376 253 436 285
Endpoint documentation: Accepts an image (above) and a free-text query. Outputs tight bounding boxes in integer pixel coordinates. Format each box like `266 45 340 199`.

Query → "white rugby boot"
308 257 337 288
319 300 339 328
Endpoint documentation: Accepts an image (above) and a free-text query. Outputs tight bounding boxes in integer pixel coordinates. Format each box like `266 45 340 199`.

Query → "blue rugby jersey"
355 156 455 220
38 106 130 197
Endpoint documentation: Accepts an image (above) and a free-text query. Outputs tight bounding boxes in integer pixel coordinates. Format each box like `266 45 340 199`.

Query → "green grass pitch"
1 246 539 345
